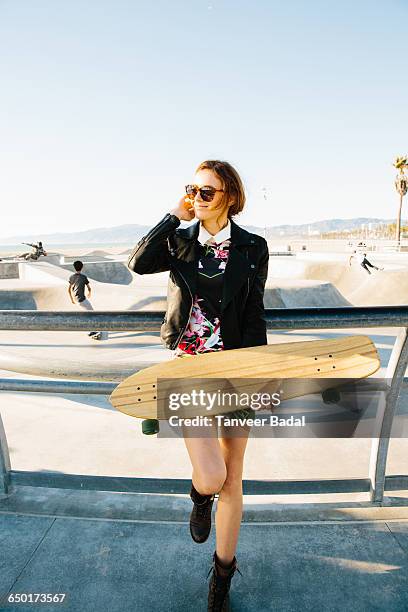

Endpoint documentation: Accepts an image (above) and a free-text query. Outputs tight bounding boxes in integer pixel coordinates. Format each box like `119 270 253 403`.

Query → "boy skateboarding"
20 241 48 261
349 251 383 275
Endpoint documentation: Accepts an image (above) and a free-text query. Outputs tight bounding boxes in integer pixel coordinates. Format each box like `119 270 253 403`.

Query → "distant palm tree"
393 156 408 245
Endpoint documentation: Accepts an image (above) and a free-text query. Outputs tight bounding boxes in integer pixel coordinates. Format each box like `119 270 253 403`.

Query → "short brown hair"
195 160 246 219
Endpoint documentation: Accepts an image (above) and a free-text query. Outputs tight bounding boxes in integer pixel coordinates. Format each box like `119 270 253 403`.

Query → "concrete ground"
1 489 408 612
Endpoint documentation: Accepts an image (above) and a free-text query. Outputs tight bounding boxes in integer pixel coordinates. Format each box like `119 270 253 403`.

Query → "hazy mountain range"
1 217 404 245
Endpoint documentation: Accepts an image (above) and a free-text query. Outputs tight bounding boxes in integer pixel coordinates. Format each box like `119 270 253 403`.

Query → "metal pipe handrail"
0 379 116 395
1 307 407 503
0 377 392 396
0 306 408 331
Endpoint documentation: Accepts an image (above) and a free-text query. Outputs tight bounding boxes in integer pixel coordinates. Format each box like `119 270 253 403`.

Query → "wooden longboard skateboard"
109 336 380 432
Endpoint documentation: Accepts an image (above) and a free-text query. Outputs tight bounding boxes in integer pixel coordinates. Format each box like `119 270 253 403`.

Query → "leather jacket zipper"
172 267 194 350
245 247 250 300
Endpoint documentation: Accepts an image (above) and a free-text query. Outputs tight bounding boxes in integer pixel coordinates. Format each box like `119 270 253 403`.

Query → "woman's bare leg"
183 420 227 495
183 420 250 563
214 428 250 564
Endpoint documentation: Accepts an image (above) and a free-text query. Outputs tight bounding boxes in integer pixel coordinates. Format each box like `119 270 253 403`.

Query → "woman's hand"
169 196 196 221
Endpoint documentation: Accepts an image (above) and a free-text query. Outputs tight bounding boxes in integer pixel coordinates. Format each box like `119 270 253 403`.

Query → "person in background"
20 241 48 261
68 260 101 340
349 250 383 275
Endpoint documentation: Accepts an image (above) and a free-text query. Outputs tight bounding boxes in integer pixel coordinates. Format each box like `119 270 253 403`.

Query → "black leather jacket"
128 213 269 351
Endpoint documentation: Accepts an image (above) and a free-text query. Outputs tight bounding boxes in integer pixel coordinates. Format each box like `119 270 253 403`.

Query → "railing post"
369 328 408 502
0 413 11 495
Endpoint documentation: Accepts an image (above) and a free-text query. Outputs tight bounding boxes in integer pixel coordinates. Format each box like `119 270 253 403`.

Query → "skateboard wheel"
142 419 160 435
322 388 341 404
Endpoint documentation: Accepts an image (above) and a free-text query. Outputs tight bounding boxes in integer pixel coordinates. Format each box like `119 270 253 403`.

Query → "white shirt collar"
197 219 231 246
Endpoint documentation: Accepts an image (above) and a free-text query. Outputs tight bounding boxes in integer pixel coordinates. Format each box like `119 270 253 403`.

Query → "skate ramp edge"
18 262 71 285
61 261 136 285
265 280 350 308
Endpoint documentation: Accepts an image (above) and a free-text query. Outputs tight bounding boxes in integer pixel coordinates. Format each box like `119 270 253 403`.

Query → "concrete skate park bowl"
265 255 408 307
0 258 167 311
0 256 169 379
0 252 407 380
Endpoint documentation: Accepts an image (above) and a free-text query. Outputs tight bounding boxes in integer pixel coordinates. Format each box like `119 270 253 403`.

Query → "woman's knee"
219 454 245 493
194 465 227 495
220 467 244 494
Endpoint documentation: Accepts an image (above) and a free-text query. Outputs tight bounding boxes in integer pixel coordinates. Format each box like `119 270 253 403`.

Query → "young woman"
128 160 269 611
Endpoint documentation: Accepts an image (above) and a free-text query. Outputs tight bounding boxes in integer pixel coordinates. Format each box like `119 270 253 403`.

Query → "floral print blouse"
174 239 231 356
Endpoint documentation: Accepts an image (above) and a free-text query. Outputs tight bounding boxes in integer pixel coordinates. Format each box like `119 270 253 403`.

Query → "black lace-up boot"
207 551 242 612
189 483 216 543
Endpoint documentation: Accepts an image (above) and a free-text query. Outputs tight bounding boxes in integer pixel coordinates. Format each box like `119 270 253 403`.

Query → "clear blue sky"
1 0 407 239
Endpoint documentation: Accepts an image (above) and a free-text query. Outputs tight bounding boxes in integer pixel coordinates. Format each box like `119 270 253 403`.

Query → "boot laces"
196 500 212 519
207 564 242 611
206 565 242 580
193 493 214 518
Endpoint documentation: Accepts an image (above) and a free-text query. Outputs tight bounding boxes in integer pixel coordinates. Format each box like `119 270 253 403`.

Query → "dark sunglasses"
185 184 224 202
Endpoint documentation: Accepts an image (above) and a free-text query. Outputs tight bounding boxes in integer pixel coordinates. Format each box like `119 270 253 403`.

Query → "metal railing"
1 306 408 504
